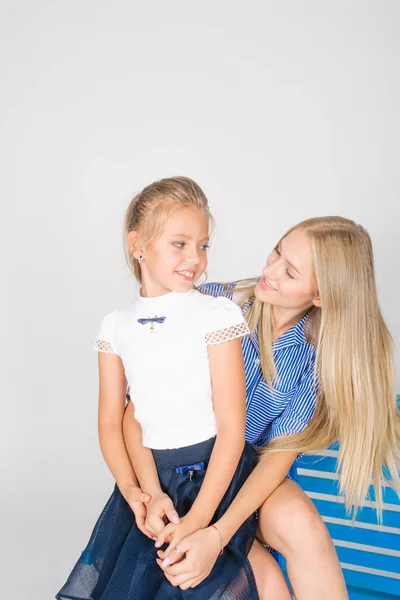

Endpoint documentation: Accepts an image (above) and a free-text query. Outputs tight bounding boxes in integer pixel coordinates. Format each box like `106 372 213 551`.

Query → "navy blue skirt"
56 438 259 600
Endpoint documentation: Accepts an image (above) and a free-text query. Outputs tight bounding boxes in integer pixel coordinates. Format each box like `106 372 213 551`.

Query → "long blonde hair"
238 216 400 518
124 176 213 283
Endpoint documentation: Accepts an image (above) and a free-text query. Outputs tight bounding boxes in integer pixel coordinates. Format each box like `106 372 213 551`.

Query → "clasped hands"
124 485 221 590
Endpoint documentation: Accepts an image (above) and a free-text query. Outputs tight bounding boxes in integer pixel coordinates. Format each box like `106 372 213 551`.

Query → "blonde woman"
123 216 400 600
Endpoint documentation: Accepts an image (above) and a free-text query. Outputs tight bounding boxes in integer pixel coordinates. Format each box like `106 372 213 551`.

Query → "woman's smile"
260 276 277 291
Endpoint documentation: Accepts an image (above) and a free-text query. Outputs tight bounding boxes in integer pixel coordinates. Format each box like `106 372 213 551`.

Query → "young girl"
56 177 260 600
124 217 400 599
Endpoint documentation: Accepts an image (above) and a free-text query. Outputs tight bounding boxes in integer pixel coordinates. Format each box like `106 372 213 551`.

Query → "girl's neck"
271 305 311 342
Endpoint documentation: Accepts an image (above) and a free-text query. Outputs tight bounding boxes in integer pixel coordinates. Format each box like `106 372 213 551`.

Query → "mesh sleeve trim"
93 339 115 353
205 322 250 345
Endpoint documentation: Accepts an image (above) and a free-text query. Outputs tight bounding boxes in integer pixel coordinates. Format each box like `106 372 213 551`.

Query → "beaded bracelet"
211 524 224 556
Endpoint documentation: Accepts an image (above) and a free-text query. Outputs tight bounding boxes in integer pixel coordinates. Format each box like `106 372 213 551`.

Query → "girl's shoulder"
93 304 136 353
193 286 239 312
198 282 255 317
192 289 249 340
97 303 137 325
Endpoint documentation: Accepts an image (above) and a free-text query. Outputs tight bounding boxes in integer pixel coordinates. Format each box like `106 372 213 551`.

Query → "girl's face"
138 206 209 297
254 227 320 312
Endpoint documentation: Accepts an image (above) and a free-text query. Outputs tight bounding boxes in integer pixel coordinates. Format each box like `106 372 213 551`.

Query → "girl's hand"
156 527 221 589
145 491 180 538
155 516 209 567
122 485 152 539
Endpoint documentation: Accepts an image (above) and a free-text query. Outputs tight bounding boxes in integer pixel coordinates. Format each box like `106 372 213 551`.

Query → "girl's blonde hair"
236 216 400 518
124 176 212 283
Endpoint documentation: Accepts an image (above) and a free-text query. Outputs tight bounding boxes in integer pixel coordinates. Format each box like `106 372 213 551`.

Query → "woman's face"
254 228 320 312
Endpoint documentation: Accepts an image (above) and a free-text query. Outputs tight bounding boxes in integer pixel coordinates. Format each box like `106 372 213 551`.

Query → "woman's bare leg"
248 539 292 600
257 479 348 600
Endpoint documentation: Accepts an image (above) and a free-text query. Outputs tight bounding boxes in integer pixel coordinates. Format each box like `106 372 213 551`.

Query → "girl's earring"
138 255 143 264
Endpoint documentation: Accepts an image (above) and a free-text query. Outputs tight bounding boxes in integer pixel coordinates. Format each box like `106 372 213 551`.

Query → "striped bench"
280 396 400 599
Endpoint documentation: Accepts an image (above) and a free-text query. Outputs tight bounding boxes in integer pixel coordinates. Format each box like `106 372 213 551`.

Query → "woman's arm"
99 353 179 536
155 337 247 548
158 449 297 580
97 352 153 536
123 407 161 498
121 391 181 535
215 449 297 544
213 358 317 545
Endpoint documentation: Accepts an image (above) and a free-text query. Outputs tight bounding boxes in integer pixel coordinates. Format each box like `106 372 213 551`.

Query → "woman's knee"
258 480 332 555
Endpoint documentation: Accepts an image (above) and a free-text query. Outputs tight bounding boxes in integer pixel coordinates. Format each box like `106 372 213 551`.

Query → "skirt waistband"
151 436 216 467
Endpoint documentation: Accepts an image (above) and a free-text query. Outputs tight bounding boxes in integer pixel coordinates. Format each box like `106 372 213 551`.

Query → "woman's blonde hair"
124 176 212 283
236 216 400 518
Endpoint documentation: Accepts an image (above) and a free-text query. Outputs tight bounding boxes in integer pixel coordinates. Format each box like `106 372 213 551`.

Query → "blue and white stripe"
201 282 317 447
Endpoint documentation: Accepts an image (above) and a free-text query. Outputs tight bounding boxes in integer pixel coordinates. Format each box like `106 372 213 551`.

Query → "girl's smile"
176 269 196 281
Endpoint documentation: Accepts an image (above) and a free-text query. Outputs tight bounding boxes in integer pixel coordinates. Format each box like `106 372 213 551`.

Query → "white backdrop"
1 1 399 598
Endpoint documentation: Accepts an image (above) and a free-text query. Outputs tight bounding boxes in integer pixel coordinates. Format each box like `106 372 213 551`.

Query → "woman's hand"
156 527 221 590
145 491 180 538
121 485 152 539
154 514 203 562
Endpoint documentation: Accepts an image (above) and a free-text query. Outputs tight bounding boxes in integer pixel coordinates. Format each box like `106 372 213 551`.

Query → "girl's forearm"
190 338 247 529
188 430 245 528
215 451 297 545
98 423 140 494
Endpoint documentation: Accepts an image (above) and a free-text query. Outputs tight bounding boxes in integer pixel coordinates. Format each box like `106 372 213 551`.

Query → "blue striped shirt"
201 282 317 447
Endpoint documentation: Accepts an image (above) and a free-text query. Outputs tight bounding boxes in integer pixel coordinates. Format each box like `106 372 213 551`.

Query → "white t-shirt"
94 289 249 449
